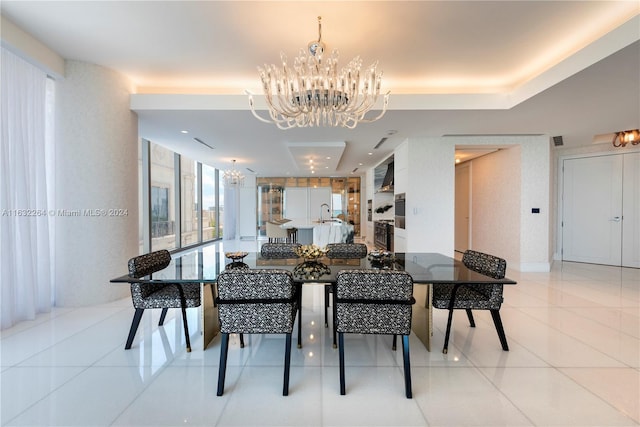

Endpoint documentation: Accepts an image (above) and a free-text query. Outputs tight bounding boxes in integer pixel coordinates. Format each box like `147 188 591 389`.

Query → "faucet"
320 203 330 223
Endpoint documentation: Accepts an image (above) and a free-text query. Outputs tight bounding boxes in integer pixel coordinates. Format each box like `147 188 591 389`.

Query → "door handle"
610 216 621 222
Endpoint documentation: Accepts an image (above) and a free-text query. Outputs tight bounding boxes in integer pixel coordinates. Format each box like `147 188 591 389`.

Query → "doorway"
562 152 639 267
455 162 470 253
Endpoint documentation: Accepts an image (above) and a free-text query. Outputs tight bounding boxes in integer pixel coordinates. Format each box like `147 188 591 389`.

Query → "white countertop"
285 219 344 229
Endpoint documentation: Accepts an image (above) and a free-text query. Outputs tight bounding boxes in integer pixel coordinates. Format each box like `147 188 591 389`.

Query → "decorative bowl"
294 244 328 261
368 250 393 259
225 251 248 261
293 261 331 280
226 261 249 270
367 250 396 269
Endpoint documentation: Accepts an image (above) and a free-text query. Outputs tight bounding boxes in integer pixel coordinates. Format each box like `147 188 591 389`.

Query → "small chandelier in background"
223 160 245 186
247 16 390 130
612 129 640 147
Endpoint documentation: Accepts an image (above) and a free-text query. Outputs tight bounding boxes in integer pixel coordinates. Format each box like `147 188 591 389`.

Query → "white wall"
406 138 456 254
55 61 138 306
469 147 522 263
519 137 552 270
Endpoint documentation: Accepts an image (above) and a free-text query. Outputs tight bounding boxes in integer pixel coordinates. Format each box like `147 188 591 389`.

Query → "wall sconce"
612 129 640 147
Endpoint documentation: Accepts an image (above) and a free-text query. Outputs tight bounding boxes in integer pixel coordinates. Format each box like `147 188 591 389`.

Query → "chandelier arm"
247 91 281 124
357 92 390 123
247 90 303 128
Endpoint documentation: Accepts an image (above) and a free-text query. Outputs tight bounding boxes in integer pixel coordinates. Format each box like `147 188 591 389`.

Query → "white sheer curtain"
1 47 55 329
223 186 237 240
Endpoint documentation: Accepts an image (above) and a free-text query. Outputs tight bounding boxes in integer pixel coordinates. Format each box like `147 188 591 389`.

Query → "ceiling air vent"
246 168 255 173
351 167 359 173
373 137 388 149
193 137 215 150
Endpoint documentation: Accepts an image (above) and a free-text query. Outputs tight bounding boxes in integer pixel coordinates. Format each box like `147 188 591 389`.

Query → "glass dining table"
111 249 517 352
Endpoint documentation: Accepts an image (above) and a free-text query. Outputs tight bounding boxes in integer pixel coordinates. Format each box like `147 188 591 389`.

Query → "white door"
455 163 470 253
622 152 640 268
562 155 623 265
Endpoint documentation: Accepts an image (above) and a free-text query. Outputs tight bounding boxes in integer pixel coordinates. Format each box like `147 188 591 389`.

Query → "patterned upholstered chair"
326 243 368 258
260 242 302 259
215 269 298 396
335 270 415 398
325 243 369 346
432 250 508 354
126 250 201 352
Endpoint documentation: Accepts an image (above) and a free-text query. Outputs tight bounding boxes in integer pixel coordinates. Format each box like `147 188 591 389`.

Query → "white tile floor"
1 239 639 426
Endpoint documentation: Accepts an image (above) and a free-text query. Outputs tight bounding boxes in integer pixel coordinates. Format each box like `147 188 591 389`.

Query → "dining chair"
215 269 298 396
260 242 302 258
125 250 201 352
431 249 508 354
334 269 415 398
325 243 369 347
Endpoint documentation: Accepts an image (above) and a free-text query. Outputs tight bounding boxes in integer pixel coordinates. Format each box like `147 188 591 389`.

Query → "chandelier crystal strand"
247 16 389 129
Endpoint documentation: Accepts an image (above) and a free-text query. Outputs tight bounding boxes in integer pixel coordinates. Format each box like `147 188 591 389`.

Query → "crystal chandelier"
223 160 244 186
247 16 390 130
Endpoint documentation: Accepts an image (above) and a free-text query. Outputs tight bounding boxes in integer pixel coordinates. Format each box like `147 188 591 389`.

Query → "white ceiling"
2 1 639 177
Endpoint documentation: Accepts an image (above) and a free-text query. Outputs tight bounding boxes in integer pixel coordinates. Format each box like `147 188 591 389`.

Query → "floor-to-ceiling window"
202 163 218 240
143 141 222 252
180 156 198 247
150 144 176 251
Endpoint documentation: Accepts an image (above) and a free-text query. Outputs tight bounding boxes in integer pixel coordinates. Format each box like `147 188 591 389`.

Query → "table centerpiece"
294 244 328 261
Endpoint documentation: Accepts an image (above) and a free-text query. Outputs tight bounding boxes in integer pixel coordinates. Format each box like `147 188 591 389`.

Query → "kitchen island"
284 219 354 246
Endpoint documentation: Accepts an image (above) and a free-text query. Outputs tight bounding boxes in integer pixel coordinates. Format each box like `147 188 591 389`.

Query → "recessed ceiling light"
181 130 188 134
311 170 315 174
368 152 372 155
359 163 363 166
326 156 331 160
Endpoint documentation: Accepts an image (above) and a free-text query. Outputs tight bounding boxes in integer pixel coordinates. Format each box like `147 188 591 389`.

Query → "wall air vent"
373 137 388 149
193 137 215 150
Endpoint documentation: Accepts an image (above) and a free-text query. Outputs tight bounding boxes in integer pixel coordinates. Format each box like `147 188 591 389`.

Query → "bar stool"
286 227 298 243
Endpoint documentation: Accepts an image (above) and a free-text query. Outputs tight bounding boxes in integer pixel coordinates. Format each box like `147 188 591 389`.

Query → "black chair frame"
434 250 508 354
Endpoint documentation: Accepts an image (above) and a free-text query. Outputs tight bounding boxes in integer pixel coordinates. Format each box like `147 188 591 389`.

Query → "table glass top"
111 248 516 285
